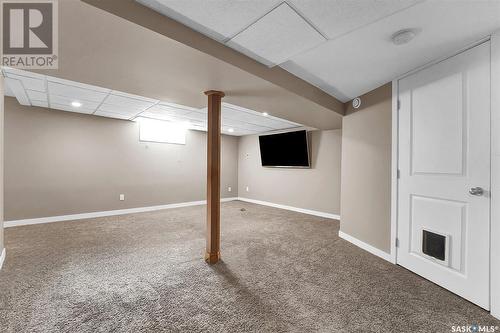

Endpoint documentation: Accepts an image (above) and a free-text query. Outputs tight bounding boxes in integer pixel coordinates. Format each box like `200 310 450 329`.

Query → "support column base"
205 251 220 264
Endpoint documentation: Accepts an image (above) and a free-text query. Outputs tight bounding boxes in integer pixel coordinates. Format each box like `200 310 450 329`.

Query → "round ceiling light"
71 101 82 108
391 29 417 45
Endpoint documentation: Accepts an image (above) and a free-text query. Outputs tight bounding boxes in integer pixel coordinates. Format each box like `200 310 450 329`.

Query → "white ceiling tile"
282 1 500 101
98 103 143 116
5 73 45 91
184 111 207 121
227 3 326 66
222 118 272 132
102 96 154 111
4 77 30 106
136 0 281 41
143 104 193 117
139 110 176 121
26 90 48 102
103 92 158 111
31 100 49 108
50 103 95 114
159 101 199 111
289 0 422 40
47 76 110 93
50 95 100 110
48 82 109 103
4 80 15 97
94 111 132 120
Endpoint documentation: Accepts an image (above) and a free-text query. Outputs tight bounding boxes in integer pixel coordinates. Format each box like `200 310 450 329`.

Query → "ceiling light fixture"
262 112 269 116
71 101 82 108
228 128 234 133
391 29 418 46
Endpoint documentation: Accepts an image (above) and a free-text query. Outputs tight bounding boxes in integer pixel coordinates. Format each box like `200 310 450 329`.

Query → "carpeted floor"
0 201 498 332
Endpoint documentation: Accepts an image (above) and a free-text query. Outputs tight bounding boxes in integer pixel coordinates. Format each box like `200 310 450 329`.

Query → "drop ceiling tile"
98 103 143 116
159 101 199 111
227 2 326 66
104 92 158 110
5 73 45 91
146 104 194 117
50 95 100 110
50 103 95 114
4 80 15 97
136 0 281 41
47 76 110 93
288 0 422 39
222 118 272 132
94 111 132 120
4 77 30 105
139 110 175 121
184 111 207 121
48 82 109 103
282 1 500 101
31 100 49 108
26 90 48 102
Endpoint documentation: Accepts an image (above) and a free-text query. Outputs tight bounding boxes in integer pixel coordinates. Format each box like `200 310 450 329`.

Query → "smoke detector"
352 98 361 109
391 29 418 45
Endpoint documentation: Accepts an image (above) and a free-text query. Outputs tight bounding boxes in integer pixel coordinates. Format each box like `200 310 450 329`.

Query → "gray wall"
340 83 392 253
4 97 239 221
238 130 342 215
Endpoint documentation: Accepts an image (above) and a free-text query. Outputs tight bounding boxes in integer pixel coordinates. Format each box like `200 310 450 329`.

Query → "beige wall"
4 97 238 221
238 130 342 215
0 77 4 251
340 83 392 253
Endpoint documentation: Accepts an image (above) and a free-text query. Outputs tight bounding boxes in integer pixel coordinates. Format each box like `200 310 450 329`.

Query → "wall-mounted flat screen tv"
259 130 310 168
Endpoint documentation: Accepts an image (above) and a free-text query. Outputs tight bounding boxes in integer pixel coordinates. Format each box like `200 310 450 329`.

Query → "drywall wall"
4 97 238 221
340 83 392 253
238 130 342 215
0 77 4 252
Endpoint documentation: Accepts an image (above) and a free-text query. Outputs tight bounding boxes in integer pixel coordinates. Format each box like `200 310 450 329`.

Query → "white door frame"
390 32 500 319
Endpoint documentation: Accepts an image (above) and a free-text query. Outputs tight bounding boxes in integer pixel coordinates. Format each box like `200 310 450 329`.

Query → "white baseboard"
4 197 239 228
338 231 393 263
0 248 5 270
237 197 340 220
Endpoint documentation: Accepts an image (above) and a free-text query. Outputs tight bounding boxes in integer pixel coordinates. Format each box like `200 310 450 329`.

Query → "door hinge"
397 99 401 110
397 169 400 179
395 238 400 248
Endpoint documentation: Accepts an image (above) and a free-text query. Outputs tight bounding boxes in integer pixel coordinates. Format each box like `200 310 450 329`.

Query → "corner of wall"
0 73 4 255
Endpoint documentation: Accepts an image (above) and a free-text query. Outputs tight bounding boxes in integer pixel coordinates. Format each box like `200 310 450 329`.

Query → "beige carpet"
0 201 498 332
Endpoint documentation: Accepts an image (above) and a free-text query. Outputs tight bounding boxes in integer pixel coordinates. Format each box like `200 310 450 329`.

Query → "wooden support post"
204 90 224 264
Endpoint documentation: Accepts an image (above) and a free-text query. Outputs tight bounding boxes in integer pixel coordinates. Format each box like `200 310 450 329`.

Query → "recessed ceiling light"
262 112 269 116
391 29 418 45
71 101 82 108
228 128 234 133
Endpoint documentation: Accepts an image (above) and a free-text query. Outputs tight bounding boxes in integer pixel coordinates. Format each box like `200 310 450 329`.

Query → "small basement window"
137 117 187 145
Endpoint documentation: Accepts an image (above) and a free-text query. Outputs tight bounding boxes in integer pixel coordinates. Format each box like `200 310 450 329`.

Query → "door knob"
469 187 484 196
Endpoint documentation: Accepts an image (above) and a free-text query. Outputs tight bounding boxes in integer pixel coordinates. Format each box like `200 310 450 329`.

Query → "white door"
397 41 490 309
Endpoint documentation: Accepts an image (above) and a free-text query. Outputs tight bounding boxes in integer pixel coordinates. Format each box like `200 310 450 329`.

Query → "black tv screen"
259 130 310 168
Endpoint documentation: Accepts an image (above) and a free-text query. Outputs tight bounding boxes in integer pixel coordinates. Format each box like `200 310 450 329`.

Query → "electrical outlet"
246 186 250 192
119 194 125 201
228 187 232 192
